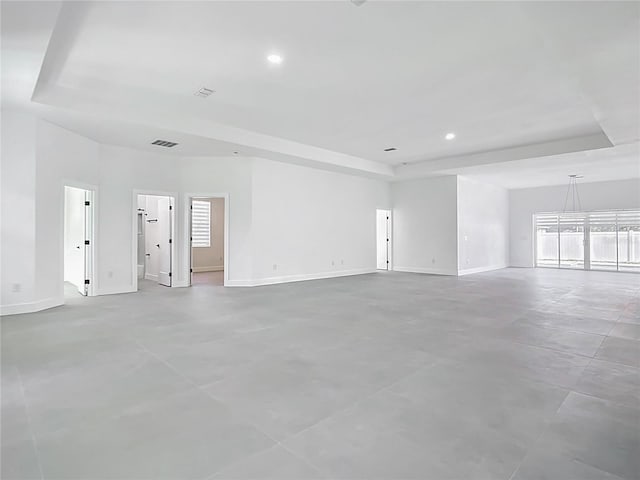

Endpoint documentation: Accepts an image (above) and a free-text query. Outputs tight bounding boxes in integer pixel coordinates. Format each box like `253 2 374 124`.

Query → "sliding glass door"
535 210 640 273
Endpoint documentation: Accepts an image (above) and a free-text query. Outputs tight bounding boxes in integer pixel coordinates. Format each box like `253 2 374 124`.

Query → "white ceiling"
2 0 639 187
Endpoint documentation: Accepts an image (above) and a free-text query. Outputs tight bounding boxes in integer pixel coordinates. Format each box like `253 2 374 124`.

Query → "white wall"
249 158 391 285
510 178 640 267
192 198 225 272
0 110 37 313
391 176 458 275
1 111 395 313
457 176 509 275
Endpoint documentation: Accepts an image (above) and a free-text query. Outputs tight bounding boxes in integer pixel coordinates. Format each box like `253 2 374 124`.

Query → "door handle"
156 244 160 248
76 246 81 249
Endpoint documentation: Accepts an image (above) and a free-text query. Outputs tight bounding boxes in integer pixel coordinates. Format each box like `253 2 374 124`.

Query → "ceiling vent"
383 147 397 152
194 87 215 98
151 140 178 148
351 0 367 6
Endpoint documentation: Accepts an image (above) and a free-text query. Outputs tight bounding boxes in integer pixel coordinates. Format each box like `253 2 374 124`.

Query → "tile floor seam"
134 339 330 480
277 357 447 446
506 386 573 480
15 366 45 480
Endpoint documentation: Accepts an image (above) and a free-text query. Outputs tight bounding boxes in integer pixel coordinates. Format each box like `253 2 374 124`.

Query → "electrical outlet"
11 283 21 293
341 259 344 265
108 271 113 278
331 260 335 266
432 257 436 264
273 264 277 270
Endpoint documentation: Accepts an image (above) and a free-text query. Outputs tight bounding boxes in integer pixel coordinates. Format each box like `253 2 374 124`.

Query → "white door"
157 197 173 287
376 210 390 270
64 186 87 295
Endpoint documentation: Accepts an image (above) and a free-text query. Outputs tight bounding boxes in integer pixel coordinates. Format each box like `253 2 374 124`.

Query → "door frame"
376 209 393 271
61 181 97 297
184 192 230 287
132 190 177 291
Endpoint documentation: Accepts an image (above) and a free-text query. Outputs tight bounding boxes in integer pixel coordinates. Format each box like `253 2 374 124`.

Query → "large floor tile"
575 358 640 408
596 336 640 367
210 445 326 479
35 389 274 480
531 392 640 480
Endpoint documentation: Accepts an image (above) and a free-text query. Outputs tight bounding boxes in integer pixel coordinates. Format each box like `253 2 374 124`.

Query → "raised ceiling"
3 0 639 186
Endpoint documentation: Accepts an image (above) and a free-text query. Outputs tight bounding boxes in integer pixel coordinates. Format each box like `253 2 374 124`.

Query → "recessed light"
267 54 283 65
445 132 456 140
383 147 397 152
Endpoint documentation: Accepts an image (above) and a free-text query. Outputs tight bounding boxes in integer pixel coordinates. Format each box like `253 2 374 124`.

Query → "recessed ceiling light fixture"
383 147 397 152
445 132 456 140
194 87 215 98
267 53 283 65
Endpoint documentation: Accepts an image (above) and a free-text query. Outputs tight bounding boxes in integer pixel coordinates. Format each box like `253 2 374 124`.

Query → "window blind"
192 200 210 248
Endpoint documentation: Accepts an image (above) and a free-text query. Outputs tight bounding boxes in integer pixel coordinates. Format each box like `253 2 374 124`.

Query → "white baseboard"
144 273 158 281
96 286 137 296
0 296 64 316
393 266 457 276
226 268 376 287
192 266 224 273
458 264 508 276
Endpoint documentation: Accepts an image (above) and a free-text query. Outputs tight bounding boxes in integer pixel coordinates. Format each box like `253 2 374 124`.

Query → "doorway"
189 196 227 286
136 194 174 288
376 209 392 270
64 186 94 296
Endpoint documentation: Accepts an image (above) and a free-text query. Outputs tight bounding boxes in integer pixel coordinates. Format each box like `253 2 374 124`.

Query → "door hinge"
386 238 389 242
168 272 172 277
169 205 173 210
169 239 172 244
84 279 90 285
85 201 90 206
190 268 193 273
84 240 90 245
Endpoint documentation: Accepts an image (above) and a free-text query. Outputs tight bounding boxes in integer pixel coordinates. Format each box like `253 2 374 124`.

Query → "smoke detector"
151 139 178 148
194 87 215 98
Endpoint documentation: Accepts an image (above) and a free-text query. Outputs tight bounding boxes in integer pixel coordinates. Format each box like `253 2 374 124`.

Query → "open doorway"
64 185 95 296
376 209 392 270
189 196 227 286
136 194 174 289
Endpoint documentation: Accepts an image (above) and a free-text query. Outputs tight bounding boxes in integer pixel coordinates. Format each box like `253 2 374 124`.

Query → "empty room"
1 1 639 479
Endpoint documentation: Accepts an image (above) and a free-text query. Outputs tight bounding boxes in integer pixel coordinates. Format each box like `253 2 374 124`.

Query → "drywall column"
391 175 458 275
0 110 37 313
457 176 509 275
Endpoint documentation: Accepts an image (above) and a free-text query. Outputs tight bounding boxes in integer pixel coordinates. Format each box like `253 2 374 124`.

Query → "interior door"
64 186 87 295
157 197 173 286
376 210 389 270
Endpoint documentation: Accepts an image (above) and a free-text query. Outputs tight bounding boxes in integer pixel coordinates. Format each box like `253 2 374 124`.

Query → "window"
191 200 210 247
535 210 640 273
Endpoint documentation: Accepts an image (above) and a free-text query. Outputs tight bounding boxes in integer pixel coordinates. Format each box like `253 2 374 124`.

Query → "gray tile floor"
2 268 639 480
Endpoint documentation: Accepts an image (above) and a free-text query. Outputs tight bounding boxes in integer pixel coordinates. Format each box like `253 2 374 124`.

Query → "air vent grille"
151 140 178 148
194 87 215 98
